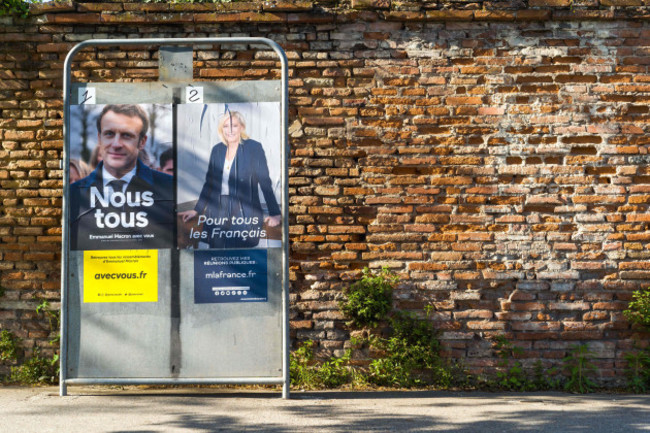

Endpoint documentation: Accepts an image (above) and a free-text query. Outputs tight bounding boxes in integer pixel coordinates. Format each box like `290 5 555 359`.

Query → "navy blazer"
69 159 174 250
195 139 281 221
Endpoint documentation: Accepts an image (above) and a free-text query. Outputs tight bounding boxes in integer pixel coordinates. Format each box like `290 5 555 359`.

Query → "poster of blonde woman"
176 102 282 251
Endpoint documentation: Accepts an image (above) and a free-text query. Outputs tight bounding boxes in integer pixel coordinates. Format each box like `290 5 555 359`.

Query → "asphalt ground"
1 386 648 432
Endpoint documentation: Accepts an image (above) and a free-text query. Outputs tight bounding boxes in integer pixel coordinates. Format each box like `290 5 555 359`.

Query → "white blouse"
222 156 235 196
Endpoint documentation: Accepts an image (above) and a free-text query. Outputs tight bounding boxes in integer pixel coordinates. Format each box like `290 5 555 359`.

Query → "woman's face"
223 117 242 146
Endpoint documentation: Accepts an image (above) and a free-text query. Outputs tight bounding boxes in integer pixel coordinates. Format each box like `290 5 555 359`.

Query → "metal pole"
60 41 78 398
62 38 290 397
65 377 285 386
276 42 292 401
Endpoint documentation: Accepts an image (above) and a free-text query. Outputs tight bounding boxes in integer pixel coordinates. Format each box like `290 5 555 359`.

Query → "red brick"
425 10 474 21
49 13 101 24
0 3 648 388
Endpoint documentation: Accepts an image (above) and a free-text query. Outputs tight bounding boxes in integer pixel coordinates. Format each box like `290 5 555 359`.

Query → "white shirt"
222 156 235 196
102 165 136 194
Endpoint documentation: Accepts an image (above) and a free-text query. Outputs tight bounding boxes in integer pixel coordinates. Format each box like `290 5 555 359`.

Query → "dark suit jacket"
195 138 281 219
194 139 281 248
69 159 174 250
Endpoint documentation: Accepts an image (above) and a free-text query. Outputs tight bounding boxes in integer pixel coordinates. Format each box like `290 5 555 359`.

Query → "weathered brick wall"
1 0 650 384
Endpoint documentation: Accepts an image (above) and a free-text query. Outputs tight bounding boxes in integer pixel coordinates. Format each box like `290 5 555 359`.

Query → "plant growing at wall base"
563 344 597 393
10 349 57 384
0 330 20 363
624 288 650 330
315 349 352 388
290 341 353 389
531 360 562 391
367 312 443 387
290 340 317 388
493 335 532 391
36 300 60 345
624 346 650 393
36 300 60 378
8 300 61 384
622 288 650 392
340 267 397 328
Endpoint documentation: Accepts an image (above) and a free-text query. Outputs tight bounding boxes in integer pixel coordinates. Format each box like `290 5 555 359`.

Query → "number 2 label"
186 87 203 104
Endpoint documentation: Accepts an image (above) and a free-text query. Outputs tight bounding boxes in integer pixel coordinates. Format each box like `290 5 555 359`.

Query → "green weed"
563 344 597 393
624 288 650 330
624 346 650 393
36 300 60 346
7 300 61 384
0 0 35 18
493 336 532 391
0 330 20 363
340 267 397 328
367 313 443 387
531 360 562 391
290 341 353 389
316 350 352 388
10 349 57 384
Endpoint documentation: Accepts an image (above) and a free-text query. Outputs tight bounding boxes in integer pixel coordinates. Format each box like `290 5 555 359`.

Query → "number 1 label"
78 88 96 105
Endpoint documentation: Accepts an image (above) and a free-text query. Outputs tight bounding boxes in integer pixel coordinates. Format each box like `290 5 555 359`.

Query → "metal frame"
61 38 290 398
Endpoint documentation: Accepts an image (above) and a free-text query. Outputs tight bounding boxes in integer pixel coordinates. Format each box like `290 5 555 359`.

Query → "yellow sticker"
83 250 158 303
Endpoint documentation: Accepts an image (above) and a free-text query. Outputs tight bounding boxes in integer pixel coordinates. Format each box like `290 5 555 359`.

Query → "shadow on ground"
60 390 650 433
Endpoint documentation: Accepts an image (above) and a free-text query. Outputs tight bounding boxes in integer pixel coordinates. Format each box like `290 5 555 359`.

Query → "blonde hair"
217 111 249 144
69 158 90 182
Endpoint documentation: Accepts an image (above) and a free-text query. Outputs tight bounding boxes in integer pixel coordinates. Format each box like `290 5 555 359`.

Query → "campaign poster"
176 103 282 250
194 250 268 303
68 103 174 250
83 250 158 303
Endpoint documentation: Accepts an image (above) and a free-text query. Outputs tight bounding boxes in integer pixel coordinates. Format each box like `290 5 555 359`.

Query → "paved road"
1 386 648 432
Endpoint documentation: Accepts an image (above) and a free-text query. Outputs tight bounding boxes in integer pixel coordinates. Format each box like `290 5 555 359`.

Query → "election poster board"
64 82 285 382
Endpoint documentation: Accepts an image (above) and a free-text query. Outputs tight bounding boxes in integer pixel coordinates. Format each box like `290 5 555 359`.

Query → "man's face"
98 110 145 178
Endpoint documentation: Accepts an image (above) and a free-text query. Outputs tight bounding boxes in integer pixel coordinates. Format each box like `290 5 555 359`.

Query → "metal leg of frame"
283 377 290 399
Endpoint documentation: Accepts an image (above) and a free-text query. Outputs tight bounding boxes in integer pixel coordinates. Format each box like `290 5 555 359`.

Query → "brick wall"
1 0 650 384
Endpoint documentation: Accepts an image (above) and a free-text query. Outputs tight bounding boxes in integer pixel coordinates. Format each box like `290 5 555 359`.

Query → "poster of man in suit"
68 103 174 251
